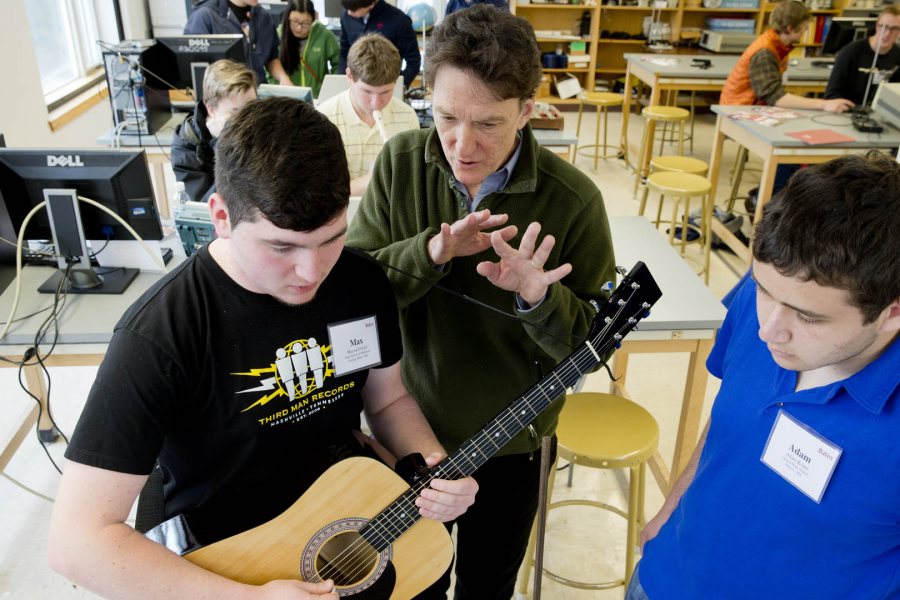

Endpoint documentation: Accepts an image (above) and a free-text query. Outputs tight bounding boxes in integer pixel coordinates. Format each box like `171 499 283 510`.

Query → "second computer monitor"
821 18 876 56
144 34 246 104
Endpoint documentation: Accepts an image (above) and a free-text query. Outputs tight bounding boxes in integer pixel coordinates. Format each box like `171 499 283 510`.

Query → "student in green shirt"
275 0 340 97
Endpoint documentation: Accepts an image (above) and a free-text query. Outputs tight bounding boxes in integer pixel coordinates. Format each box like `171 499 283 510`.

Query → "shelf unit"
515 0 855 101
513 2 601 103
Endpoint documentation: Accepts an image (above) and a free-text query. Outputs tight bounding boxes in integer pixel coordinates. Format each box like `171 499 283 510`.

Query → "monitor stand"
39 189 140 295
38 267 139 294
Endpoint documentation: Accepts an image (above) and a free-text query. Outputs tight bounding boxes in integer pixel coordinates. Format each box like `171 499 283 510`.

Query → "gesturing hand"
476 222 572 306
427 209 515 266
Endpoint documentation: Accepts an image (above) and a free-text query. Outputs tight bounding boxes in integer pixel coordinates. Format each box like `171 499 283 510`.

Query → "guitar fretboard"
359 268 658 552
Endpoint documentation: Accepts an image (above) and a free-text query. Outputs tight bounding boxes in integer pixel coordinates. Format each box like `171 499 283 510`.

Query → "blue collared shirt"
451 134 523 212
639 276 900 600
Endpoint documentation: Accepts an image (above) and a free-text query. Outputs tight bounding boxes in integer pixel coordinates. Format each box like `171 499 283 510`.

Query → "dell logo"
47 155 85 167
188 38 210 49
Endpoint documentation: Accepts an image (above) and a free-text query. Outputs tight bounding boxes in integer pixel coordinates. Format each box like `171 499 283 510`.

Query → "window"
25 0 106 102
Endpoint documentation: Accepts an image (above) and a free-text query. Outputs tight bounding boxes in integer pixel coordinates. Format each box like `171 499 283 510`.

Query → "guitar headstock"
586 262 662 355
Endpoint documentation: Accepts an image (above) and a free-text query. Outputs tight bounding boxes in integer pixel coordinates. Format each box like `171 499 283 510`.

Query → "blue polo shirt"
185 0 279 84
640 276 900 599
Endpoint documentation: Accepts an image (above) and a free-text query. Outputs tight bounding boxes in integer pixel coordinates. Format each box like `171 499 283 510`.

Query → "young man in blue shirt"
629 152 900 599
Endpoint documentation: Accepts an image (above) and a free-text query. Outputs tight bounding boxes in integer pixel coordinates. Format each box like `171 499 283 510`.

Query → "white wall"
0 0 120 149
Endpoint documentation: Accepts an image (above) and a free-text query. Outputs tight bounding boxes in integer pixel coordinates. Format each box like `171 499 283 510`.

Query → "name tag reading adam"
327 315 382 377
761 410 842 503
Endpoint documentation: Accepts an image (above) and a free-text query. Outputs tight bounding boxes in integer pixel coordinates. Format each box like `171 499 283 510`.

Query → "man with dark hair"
629 152 900 600
347 5 614 598
338 0 420 88
825 5 900 106
171 59 257 203
185 0 293 86
47 97 477 599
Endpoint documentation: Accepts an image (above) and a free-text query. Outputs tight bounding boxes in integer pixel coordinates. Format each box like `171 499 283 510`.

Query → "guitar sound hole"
315 531 379 586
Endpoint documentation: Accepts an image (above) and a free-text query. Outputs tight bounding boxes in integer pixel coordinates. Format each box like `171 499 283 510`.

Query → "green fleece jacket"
272 21 339 97
347 125 615 456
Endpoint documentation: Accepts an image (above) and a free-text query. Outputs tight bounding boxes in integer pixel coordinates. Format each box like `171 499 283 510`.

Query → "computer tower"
102 41 171 136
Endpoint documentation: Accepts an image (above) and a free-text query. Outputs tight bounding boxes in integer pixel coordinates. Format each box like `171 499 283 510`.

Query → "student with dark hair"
171 59 257 203
338 0 420 88
47 97 478 599
185 0 292 86
347 5 614 598
630 152 900 600
275 0 339 98
825 5 900 106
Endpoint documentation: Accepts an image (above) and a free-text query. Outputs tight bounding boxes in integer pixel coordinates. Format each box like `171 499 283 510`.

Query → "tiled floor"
0 105 758 598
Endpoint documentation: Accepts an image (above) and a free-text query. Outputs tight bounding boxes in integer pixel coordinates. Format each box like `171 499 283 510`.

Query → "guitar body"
185 457 453 599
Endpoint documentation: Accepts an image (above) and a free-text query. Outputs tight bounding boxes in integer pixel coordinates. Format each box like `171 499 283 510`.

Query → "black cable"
343 246 602 353
89 236 111 259
18 261 74 462
16 359 63 474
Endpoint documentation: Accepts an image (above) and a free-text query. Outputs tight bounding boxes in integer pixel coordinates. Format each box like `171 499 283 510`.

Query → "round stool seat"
647 171 711 196
581 91 624 107
649 155 708 175
642 105 689 121
557 393 659 470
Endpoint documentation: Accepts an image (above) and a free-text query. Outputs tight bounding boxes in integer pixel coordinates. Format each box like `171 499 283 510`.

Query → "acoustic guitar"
183 261 662 598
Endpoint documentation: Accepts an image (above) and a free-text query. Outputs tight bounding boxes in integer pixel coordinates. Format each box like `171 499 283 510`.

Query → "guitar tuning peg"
615 265 628 276
601 281 614 292
644 310 651 318
590 299 600 313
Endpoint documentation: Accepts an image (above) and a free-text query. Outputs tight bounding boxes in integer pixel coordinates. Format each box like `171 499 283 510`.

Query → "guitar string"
311 295 645 587
310 290 647 586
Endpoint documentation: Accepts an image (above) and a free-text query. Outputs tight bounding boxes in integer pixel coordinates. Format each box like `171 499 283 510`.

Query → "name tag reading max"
327 315 382 377
761 410 842 503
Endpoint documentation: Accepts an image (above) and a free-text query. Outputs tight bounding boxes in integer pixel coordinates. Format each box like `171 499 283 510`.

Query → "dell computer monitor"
821 18 876 56
143 34 246 104
0 148 163 294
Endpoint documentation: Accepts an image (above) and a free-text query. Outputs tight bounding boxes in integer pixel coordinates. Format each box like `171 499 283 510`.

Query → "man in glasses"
826 5 900 106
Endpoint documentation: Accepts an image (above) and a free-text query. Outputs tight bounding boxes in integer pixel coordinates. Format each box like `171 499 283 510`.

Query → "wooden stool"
575 92 625 171
646 171 713 283
514 393 659 596
638 155 709 227
633 105 690 196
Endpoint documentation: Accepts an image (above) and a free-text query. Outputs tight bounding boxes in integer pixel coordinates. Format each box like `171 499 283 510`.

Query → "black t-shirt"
65 245 402 544
825 38 900 105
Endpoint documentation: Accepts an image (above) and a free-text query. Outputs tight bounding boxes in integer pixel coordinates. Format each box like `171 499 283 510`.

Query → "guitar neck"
360 262 660 552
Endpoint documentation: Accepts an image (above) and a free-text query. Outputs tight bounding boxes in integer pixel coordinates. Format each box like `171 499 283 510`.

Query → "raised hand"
427 209 515 266
475 222 572 306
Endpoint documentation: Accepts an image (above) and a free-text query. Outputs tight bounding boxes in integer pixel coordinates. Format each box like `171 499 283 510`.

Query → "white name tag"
761 410 842 503
327 315 382 377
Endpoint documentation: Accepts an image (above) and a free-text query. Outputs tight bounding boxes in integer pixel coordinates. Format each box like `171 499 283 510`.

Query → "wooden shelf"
602 5 677 9
681 6 758 10
536 36 590 42
596 67 627 73
598 38 647 43
516 3 597 9
543 67 592 72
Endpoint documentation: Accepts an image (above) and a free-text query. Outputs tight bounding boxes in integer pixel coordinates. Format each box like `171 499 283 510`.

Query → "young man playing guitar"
48 97 477 599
